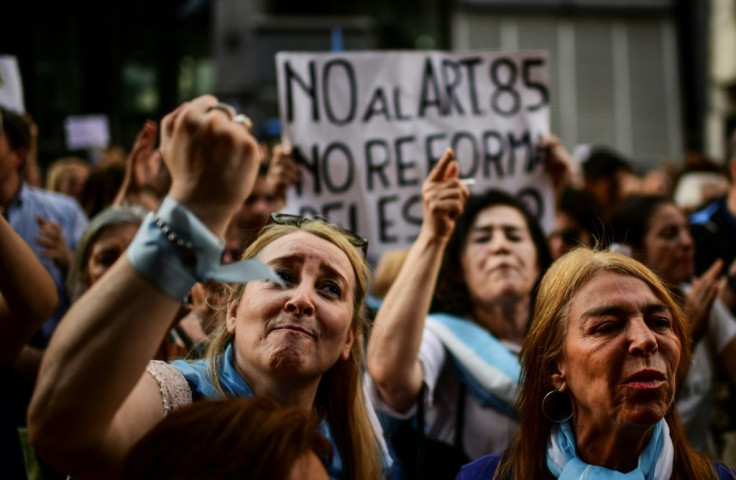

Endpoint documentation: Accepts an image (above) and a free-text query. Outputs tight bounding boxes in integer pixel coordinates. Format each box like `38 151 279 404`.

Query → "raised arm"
266 144 299 206
366 149 469 413
540 135 579 202
0 215 57 364
28 96 262 478
112 120 163 211
684 259 722 346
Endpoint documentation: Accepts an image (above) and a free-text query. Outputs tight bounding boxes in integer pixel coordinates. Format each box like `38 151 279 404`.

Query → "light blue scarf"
546 419 674 479
425 313 521 419
172 345 344 478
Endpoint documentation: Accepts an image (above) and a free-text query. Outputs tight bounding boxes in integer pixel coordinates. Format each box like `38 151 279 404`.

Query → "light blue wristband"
127 196 283 301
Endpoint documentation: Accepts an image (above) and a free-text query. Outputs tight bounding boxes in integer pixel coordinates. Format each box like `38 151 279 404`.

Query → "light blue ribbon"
425 313 521 419
127 196 283 301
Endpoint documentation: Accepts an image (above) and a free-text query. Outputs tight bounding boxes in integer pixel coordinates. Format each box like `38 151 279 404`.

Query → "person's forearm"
11 345 43 383
366 230 448 411
0 217 57 361
29 255 179 449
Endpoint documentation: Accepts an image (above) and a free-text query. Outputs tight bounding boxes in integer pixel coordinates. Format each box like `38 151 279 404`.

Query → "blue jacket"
456 451 736 479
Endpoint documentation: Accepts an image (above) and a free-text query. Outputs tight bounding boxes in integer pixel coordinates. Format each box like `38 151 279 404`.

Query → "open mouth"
623 369 666 390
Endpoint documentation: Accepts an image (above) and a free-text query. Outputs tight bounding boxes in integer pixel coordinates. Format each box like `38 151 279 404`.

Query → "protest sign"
0 55 25 113
276 50 552 260
64 115 111 150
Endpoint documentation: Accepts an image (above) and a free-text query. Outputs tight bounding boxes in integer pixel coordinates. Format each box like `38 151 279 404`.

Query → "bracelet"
127 197 282 301
153 216 196 267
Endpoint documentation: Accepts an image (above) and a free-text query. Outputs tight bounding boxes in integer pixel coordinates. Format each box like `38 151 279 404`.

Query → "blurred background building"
1 0 733 171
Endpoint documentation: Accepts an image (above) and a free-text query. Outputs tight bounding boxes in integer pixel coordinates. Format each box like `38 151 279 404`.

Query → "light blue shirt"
5 183 88 345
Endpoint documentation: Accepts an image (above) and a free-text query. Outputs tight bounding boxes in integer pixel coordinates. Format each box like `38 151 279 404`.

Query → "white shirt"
367 327 519 459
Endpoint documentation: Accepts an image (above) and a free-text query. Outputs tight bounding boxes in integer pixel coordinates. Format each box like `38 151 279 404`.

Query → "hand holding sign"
421 148 470 242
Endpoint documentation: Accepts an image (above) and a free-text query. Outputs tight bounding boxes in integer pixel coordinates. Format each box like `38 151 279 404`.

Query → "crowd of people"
2 94 736 479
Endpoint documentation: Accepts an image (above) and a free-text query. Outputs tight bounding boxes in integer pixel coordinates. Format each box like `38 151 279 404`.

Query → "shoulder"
24 186 86 219
146 360 193 415
25 185 77 206
455 451 504 480
712 461 736 479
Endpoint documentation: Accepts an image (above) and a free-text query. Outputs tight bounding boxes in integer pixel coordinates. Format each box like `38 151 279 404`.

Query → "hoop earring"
542 389 573 423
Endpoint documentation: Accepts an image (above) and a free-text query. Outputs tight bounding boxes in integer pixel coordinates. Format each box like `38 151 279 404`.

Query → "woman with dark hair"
609 195 736 458
367 149 552 477
458 248 736 479
547 186 603 260
122 396 332 480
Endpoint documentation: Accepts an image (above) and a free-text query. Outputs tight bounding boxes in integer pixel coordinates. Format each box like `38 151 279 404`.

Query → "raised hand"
160 96 262 236
266 144 299 199
539 135 580 195
421 148 470 241
685 259 722 345
113 120 162 209
35 215 72 271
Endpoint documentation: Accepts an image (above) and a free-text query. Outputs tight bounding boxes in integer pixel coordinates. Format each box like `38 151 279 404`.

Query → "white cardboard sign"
277 50 552 260
64 115 111 150
0 55 25 114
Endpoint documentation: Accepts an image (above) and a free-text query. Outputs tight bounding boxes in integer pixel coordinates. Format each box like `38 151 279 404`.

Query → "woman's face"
58 164 89 200
641 203 694 284
548 211 592 260
461 205 539 304
555 271 681 431
85 223 139 287
228 231 356 382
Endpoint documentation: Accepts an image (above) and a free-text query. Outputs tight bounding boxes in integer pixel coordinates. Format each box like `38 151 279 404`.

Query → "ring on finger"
206 102 237 119
233 114 253 129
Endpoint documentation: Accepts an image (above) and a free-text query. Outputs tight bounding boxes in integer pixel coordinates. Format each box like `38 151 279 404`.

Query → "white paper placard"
277 50 552 259
64 115 111 150
0 55 25 114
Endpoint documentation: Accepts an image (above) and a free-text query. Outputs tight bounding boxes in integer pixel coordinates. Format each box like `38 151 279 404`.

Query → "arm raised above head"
366 149 469 413
28 95 263 477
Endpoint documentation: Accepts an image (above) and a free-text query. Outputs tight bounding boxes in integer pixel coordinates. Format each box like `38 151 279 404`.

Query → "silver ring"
233 114 253 129
206 102 236 119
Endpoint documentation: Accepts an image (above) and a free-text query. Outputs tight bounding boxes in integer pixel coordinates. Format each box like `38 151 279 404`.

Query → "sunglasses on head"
268 213 368 257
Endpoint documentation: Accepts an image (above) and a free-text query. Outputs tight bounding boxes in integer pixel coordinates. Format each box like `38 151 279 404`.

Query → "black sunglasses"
268 213 369 257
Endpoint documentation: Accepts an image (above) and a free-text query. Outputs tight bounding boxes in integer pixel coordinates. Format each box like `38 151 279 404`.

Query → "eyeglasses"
268 213 368 257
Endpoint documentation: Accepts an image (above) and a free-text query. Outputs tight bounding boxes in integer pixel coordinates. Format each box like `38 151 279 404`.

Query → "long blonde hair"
204 220 381 480
496 248 718 479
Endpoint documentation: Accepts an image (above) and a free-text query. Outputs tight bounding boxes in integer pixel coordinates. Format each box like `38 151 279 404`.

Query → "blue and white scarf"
546 419 674 479
172 345 346 478
425 313 521 419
